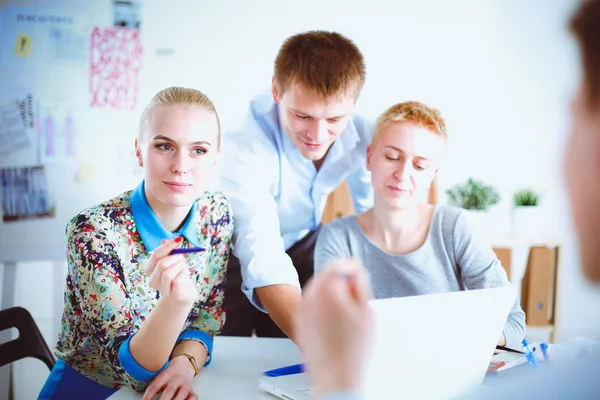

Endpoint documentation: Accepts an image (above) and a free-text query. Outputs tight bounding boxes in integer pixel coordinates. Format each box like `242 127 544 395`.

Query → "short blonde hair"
372 101 447 145
274 31 366 100
139 86 221 148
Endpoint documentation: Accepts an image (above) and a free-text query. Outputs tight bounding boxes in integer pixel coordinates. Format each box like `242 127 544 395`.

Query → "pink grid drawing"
90 27 143 110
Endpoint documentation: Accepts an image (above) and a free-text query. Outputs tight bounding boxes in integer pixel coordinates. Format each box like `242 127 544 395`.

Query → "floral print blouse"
54 182 233 392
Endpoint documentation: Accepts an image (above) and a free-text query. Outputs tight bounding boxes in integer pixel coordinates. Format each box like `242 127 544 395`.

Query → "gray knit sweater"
314 205 526 346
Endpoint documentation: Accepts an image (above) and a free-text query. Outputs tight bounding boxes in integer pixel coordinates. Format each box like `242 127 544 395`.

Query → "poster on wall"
0 102 30 157
0 6 91 70
90 26 143 110
0 88 38 169
113 0 142 29
15 92 35 129
38 102 78 163
0 165 54 222
49 24 89 64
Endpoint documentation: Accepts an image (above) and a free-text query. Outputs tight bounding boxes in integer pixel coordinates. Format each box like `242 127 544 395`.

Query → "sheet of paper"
90 26 143 110
76 162 94 182
13 33 33 58
0 102 30 156
50 26 88 64
39 104 77 163
0 165 53 222
15 92 35 129
0 7 91 69
0 87 39 168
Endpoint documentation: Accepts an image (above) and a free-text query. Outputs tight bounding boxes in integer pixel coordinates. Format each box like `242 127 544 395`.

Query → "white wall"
141 0 600 340
2 0 600 398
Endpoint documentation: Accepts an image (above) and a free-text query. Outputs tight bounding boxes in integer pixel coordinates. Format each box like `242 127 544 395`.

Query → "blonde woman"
315 101 525 347
39 87 233 400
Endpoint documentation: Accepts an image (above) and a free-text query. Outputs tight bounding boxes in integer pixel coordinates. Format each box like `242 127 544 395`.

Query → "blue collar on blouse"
130 180 201 252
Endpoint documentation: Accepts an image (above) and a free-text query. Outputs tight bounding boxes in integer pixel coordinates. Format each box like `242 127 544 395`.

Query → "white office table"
109 337 302 399
109 336 531 399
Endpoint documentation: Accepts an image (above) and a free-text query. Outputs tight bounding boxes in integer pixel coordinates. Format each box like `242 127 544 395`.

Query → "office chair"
0 306 55 370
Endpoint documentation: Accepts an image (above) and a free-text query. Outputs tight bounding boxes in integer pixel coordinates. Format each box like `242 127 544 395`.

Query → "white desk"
109 336 530 399
109 337 302 399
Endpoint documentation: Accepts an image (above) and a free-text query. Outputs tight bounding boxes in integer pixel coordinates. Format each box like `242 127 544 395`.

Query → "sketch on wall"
90 27 143 110
0 165 53 222
0 102 30 157
0 91 38 169
15 92 35 129
39 104 77 163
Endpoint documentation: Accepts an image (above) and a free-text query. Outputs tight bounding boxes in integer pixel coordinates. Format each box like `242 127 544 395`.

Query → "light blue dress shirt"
215 90 374 309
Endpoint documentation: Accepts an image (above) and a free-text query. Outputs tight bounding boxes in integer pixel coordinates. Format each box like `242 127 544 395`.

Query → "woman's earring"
138 158 143 167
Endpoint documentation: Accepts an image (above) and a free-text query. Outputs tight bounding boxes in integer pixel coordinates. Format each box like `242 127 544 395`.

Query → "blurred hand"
143 356 197 400
145 237 197 307
295 258 374 397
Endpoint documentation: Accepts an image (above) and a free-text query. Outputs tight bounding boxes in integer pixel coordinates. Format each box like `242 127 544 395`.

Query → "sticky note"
14 33 33 58
76 163 94 182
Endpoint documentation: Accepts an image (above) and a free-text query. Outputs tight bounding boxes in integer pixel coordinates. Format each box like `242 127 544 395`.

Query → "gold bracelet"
173 352 199 377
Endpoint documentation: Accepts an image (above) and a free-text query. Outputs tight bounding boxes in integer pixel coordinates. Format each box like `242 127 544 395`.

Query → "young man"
295 1 600 398
216 31 374 339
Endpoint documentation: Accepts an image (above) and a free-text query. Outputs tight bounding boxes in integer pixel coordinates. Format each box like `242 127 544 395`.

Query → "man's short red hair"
274 30 366 100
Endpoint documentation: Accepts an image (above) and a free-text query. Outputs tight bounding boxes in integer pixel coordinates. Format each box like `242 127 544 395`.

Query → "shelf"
486 236 563 248
526 324 555 331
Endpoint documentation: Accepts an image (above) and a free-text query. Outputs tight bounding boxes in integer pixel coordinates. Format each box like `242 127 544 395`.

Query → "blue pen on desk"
522 339 539 367
540 342 551 363
170 247 205 255
263 363 304 377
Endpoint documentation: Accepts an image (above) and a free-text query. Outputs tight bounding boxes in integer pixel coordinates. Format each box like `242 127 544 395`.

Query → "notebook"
488 343 539 373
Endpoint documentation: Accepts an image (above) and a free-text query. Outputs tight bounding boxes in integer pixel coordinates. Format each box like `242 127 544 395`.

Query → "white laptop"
259 285 517 400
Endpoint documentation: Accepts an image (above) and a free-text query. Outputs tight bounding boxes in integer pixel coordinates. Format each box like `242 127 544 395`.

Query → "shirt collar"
130 180 201 252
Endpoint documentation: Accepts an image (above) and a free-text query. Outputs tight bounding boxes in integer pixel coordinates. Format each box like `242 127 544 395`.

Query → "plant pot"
511 206 542 239
466 209 490 235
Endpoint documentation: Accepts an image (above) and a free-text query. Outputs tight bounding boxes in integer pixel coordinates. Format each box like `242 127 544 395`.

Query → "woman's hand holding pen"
129 236 199 398
146 236 197 307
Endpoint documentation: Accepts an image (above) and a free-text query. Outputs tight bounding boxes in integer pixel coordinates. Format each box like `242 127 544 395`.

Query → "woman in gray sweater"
314 101 525 347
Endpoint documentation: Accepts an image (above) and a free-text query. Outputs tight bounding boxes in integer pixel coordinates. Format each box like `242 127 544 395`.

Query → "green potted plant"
446 178 501 233
446 178 501 211
513 189 539 207
512 188 541 238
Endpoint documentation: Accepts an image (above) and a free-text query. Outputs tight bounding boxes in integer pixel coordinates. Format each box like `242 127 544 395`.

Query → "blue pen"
170 247 205 255
522 339 539 367
263 363 304 377
540 342 551 363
